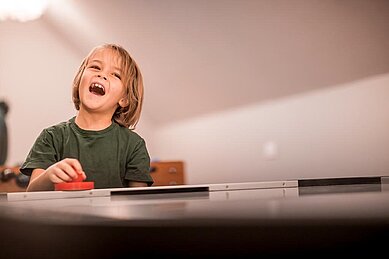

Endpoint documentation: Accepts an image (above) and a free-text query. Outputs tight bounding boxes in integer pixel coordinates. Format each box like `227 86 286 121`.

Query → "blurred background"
0 0 388 185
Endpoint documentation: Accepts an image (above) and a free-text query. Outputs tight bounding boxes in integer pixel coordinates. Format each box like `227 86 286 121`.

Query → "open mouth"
89 83 105 96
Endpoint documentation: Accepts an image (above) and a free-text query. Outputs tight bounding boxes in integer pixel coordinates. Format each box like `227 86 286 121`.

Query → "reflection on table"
1 178 388 258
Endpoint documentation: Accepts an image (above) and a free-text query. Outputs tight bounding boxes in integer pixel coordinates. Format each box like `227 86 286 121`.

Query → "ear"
118 97 129 108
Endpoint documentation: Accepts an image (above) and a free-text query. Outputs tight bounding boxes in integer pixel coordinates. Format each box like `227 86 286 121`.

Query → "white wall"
0 19 80 165
151 74 389 184
1 15 388 185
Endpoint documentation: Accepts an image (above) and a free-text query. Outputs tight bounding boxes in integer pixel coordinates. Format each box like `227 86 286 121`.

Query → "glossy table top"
2 181 389 222
1 179 389 258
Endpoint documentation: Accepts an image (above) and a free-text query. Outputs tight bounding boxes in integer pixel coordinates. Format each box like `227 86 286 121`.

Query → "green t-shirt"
20 117 154 188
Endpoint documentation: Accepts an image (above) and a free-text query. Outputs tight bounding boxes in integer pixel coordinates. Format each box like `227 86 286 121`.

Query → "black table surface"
1 180 389 258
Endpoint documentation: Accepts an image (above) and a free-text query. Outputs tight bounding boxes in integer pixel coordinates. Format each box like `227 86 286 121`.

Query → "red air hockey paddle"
54 173 94 191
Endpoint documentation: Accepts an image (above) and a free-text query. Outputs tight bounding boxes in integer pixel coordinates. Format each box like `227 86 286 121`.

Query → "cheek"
79 75 89 89
79 75 93 94
78 77 90 99
113 81 126 97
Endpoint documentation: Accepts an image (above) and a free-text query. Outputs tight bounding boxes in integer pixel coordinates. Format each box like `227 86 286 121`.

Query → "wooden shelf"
150 161 185 186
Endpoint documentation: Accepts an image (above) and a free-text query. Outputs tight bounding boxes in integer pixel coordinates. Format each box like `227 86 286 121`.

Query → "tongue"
89 86 105 96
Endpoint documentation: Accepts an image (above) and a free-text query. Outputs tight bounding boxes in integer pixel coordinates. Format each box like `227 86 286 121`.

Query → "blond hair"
72 43 144 129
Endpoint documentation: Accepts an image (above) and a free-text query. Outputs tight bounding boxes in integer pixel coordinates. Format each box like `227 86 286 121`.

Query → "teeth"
93 83 104 90
89 83 105 95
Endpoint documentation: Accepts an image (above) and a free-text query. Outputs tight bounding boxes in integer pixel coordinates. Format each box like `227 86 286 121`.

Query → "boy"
20 44 154 191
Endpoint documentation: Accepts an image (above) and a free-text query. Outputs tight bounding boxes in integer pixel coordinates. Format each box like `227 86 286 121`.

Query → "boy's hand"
45 158 86 183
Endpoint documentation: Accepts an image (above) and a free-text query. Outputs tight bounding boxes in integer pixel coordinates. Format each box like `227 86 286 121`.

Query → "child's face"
78 48 127 116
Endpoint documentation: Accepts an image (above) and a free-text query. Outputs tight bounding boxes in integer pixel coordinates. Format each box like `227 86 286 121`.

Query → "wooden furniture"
0 166 26 192
150 161 185 186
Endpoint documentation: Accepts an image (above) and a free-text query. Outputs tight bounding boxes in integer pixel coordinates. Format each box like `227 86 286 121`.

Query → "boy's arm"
26 159 85 192
26 168 54 192
128 181 148 187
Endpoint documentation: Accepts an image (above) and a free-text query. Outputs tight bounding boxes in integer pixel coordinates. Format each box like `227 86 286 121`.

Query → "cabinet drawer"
150 161 185 186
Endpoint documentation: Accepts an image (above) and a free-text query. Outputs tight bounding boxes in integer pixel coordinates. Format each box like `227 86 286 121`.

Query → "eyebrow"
89 59 122 72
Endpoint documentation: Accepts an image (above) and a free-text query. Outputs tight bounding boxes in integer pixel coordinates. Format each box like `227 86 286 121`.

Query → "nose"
97 74 107 80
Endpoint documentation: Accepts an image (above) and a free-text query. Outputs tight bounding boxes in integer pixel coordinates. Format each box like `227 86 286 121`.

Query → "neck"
75 110 113 130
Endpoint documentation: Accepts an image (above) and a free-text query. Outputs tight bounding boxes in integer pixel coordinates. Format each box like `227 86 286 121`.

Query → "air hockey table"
1 176 389 258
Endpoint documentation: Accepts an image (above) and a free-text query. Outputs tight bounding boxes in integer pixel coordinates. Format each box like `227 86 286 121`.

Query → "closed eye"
89 65 100 70
113 73 121 80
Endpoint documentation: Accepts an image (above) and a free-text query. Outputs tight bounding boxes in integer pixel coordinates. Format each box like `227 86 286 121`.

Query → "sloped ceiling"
42 0 389 125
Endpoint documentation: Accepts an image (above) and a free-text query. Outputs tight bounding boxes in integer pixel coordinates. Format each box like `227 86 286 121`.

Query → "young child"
20 43 154 191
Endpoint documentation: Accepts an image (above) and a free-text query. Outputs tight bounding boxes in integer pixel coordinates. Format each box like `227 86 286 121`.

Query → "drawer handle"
168 167 177 173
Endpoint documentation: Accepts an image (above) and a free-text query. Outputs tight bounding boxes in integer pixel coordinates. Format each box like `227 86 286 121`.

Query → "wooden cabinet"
150 161 185 186
0 166 27 192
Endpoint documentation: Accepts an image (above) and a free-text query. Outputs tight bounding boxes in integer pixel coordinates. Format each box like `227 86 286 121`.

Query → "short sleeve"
124 138 154 186
20 129 58 176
